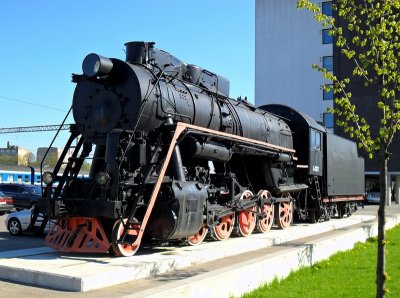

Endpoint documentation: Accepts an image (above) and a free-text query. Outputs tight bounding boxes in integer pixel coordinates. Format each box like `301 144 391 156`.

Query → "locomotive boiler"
39 41 365 256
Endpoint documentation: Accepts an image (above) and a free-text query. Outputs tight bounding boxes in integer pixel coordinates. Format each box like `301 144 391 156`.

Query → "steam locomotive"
39 42 365 256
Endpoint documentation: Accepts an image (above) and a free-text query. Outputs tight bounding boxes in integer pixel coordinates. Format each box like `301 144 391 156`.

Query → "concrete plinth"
0 206 399 296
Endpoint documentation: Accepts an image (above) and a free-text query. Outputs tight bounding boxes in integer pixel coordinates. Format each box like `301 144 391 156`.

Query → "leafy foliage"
297 0 400 158
0 152 30 166
297 1 399 296
0 155 18 165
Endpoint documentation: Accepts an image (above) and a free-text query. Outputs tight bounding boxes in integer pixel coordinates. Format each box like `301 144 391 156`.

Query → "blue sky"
0 0 255 155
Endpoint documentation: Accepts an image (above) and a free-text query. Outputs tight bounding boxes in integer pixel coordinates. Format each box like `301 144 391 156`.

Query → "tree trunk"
376 148 387 298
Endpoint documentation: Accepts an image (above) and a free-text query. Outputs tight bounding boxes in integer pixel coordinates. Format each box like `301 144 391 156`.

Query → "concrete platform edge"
0 212 398 293
0 265 82 292
130 214 400 298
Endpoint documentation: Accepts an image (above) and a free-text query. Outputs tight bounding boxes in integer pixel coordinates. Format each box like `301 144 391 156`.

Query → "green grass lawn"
242 224 400 298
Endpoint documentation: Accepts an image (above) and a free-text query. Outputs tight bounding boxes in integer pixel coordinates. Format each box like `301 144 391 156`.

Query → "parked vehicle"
0 183 41 209
0 190 14 215
366 187 380 204
5 209 53 236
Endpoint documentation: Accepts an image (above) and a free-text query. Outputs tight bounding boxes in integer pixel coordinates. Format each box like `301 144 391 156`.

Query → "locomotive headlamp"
82 53 113 77
42 171 54 185
96 171 110 186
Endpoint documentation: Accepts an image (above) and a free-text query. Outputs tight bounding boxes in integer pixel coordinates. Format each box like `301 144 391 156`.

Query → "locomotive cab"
260 104 365 221
259 104 325 176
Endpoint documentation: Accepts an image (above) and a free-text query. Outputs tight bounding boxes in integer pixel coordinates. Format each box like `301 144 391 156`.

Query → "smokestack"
124 41 155 64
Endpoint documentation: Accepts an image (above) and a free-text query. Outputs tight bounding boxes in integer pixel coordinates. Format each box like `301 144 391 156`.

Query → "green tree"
45 151 59 166
27 161 40 168
80 161 91 172
0 155 17 165
297 1 399 297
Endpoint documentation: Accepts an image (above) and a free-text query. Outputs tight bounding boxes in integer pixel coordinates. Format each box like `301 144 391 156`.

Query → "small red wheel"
211 213 235 241
111 218 140 257
257 190 274 233
187 224 207 245
276 199 293 230
237 190 256 237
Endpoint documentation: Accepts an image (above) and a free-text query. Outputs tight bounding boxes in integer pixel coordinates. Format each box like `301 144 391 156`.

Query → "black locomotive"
39 42 365 256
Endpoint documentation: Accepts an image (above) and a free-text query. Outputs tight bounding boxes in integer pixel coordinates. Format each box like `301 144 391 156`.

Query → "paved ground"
0 204 398 297
0 213 46 252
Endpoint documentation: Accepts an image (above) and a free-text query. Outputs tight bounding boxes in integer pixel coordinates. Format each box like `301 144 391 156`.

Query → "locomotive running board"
126 122 296 250
322 195 365 203
181 123 295 153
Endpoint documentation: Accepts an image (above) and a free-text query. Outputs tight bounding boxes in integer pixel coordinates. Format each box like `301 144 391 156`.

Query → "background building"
255 0 334 130
332 3 400 200
0 142 31 166
255 0 399 204
36 147 73 167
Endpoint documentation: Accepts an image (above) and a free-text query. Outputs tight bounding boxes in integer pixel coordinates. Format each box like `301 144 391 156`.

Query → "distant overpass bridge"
0 124 72 134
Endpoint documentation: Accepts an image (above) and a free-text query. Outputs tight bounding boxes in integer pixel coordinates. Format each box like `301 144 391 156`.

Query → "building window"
323 56 333 71
323 84 333 100
322 1 332 16
323 113 334 128
322 29 333 44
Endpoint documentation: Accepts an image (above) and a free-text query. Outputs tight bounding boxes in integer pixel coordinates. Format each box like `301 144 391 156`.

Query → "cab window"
311 130 322 151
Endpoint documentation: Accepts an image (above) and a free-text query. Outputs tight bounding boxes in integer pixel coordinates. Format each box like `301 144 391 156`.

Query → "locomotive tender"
39 42 365 256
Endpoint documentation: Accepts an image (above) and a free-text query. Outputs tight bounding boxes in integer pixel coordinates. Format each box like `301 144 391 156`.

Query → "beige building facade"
0 142 31 166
